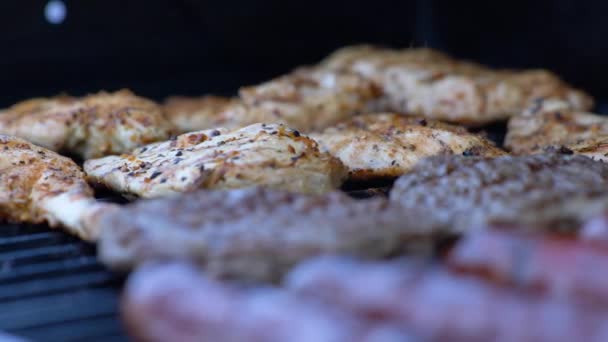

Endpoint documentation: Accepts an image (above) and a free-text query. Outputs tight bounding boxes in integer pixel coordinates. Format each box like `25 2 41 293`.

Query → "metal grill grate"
0 223 126 341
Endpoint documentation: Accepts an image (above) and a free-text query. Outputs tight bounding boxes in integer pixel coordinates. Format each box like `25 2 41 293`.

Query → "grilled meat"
505 99 608 161
122 263 416 342
311 113 505 180
0 90 173 159
390 153 608 232
287 256 608 342
163 95 241 133
162 67 378 134
448 229 608 303
96 187 441 281
0 135 114 240
84 123 347 198
322 45 593 125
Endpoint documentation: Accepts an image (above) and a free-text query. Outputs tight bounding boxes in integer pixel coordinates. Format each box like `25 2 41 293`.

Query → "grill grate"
0 223 126 341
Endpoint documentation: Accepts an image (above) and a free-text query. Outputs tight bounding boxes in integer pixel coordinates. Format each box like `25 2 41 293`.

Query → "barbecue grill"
2 1 608 340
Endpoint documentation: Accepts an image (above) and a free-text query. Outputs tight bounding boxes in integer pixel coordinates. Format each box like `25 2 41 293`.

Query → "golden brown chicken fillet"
322 45 593 125
84 123 347 198
0 89 173 159
0 135 114 240
163 95 240 133
311 113 505 180
505 99 608 161
162 68 378 133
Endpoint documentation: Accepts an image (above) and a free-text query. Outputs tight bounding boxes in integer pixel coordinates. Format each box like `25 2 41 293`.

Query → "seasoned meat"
287 257 608 342
311 113 505 179
448 229 608 303
162 68 378 133
84 123 347 198
505 99 608 161
390 153 608 232
322 45 593 125
0 89 173 159
163 95 241 133
122 263 416 342
0 135 114 240
96 187 442 281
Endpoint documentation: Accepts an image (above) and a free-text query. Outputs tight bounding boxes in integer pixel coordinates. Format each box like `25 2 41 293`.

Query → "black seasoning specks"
211 130 221 137
150 171 162 180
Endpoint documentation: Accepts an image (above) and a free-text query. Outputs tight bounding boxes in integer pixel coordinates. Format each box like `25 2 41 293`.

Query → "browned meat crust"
96 187 442 281
0 135 114 240
311 113 505 179
390 153 608 232
0 89 173 159
322 45 593 125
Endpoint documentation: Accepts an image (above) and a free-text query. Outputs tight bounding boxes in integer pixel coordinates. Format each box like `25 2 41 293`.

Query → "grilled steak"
390 153 608 232
448 229 608 303
287 256 608 342
96 187 441 281
311 113 505 179
122 262 416 342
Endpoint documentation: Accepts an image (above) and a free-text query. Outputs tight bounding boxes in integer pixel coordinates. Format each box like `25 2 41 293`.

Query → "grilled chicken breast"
311 113 505 179
162 68 378 133
322 45 593 125
390 153 608 232
122 262 415 342
163 95 241 133
0 135 114 240
505 99 608 161
96 187 441 281
85 123 347 198
0 89 173 159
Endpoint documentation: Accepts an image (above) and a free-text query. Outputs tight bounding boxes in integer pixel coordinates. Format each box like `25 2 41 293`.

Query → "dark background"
1 0 607 108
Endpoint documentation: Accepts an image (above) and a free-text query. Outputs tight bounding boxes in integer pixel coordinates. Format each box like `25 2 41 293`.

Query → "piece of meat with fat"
390 153 608 232
0 135 115 241
286 257 608 342
311 113 505 180
505 99 608 161
121 263 417 342
95 187 442 281
0 89 173 159
448 229 608 304
322 45 593 125
84 123 347 198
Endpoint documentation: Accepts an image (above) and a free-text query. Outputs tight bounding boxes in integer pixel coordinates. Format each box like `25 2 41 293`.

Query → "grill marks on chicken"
322 45 593 125
122 263 416 342
96 187 441 281
390 153 608 232
163 68 378 133
0 135 114 240
0 89 173 159
505 99 608 161
311 113 505 180
84 123 347 198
